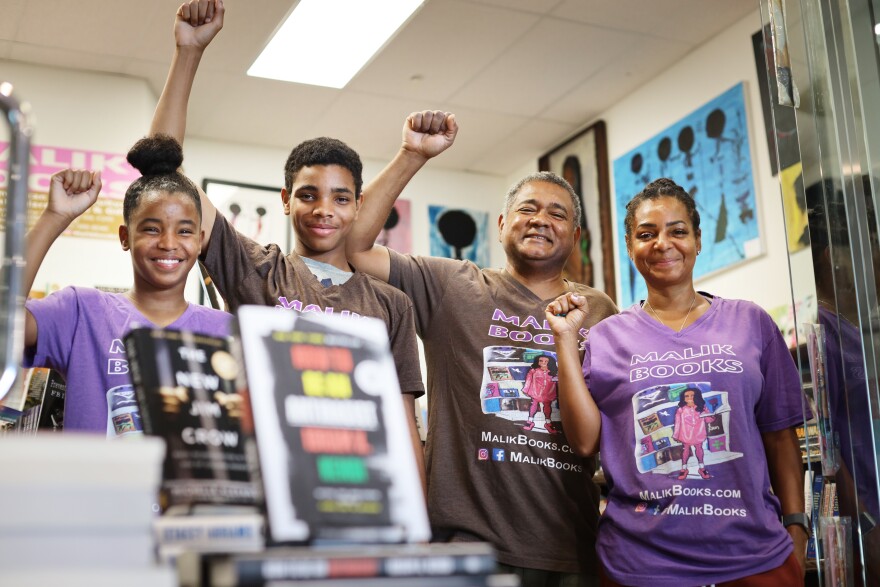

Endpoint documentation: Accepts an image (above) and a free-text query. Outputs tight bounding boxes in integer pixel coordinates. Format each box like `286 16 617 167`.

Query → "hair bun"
127 134 184 176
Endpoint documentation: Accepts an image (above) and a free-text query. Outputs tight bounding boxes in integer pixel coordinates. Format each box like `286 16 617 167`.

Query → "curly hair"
623 177 700 238
529 354 558 376
677 386 707 411
123 134 201 225
283 137 363 198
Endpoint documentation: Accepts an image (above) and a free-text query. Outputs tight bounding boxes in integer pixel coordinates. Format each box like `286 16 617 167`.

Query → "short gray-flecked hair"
503 171 581 226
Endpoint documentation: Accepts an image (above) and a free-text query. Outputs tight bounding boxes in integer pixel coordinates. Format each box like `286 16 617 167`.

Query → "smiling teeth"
155 259 181 266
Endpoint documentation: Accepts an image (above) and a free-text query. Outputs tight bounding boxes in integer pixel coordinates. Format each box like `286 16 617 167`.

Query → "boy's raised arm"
24 170 101 347
151 0 224 245
347 111 458 282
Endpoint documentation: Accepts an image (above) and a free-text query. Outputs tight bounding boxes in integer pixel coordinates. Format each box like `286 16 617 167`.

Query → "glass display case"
758 0 880 584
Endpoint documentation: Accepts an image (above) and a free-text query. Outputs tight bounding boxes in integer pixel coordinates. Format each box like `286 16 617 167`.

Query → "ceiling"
0 0 758 176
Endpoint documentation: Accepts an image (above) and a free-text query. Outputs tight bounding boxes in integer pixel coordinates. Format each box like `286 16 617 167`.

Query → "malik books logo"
478 448 489 460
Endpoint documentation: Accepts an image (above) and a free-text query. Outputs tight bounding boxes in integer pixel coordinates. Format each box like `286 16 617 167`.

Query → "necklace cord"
645 292 697 332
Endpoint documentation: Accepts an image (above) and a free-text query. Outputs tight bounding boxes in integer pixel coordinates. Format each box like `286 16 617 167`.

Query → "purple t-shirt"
583 295 803 586
25 287 232 436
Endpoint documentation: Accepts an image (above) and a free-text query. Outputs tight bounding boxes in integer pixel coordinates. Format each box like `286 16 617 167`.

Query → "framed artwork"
428 204 490 267
203 178 290 250
377 198 412 254
538 120 616 301
200 178 289 308
612 83 762 307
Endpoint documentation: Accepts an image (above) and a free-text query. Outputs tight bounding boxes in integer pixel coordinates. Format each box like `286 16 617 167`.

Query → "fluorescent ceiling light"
248 0 425 89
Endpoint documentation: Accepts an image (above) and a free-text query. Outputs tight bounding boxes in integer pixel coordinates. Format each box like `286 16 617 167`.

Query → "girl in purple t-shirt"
671 386 714 480
521 354 560 434
23 135 231 434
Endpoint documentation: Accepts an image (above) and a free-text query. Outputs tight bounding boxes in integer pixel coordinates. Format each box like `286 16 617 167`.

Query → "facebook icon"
492 448 505 462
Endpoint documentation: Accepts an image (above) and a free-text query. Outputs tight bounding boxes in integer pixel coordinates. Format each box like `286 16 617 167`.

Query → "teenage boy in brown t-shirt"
150 0 458 496
349 157 618 583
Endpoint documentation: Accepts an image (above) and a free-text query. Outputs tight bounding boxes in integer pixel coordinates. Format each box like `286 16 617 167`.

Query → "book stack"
124 327 264 565
0 435 175 586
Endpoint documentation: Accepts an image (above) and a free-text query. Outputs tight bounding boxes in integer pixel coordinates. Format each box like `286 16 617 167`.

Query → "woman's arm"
762 426 808 575
546 293 601 456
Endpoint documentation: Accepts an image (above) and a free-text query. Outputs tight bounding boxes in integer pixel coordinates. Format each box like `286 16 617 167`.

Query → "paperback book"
236 306 430 544
124 327 259 510
178 542 496 587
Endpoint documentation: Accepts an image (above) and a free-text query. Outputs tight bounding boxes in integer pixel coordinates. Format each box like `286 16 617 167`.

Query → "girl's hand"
545 292 588 338
46 169 101 223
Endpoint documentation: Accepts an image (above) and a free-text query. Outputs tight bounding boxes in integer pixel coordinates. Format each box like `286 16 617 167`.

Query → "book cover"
179 542 495 587
124 328 259 510
236 306 430 544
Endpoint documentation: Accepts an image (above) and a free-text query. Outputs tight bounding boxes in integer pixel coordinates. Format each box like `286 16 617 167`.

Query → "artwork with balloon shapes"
612 83 761 307
428 205 490 267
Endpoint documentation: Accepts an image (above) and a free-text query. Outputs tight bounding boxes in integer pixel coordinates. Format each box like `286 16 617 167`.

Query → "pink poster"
376 198 411 254
0 141 141 240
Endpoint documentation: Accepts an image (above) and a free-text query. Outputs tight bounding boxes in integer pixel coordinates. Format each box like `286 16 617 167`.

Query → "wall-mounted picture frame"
203 178 290 250
538 120 616 301
200 178 289 309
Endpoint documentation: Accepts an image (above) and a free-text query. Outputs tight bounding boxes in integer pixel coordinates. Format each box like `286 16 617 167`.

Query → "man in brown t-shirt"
349 141 618 585
148 0 457 498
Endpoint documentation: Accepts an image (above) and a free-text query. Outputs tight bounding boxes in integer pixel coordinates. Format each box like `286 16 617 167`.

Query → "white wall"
505 13 806 314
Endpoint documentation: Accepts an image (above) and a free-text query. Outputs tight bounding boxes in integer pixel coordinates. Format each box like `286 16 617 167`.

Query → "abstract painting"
428 205 489 267
613 83 762 307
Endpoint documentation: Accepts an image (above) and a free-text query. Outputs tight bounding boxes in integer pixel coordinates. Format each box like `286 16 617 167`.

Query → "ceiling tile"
469 117 576 175
0 0 27 41
449 18 640 117
551 0 757 44
349 0 539 102
15 0 156 56
9 43 126 73
0 41 12 60
190 72 339 152
542 36 692 124
465 0 562 15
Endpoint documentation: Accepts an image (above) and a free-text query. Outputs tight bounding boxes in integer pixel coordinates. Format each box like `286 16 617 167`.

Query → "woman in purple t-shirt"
546 178 807 586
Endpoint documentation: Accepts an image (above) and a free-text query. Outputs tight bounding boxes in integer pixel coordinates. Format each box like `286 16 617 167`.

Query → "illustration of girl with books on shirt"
672 386 715 480
521 354 560 434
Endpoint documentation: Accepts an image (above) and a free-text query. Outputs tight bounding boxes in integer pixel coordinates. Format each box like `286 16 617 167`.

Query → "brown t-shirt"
202 214 424 396
389 249 617 573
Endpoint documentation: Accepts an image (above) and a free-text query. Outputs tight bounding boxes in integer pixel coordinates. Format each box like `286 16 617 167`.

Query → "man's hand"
402 110 458 160
175 0 224 50
46 169 102 223
545 292 588 338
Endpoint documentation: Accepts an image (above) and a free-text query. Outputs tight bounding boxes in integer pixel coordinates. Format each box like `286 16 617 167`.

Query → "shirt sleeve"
755 307 804 432
24 286 82 372
581 329 593 388
200 213 286 309
388 300 426 398
387 249 459 337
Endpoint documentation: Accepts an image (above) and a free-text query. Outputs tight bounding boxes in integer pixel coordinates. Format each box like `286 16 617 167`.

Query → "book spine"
230 553 496 585
154 516 264 552
124 336 154 435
